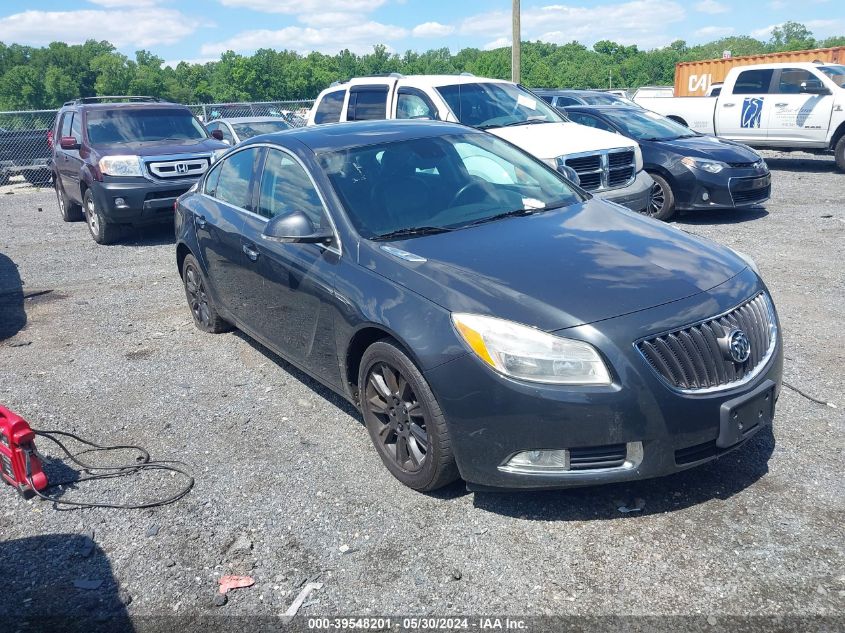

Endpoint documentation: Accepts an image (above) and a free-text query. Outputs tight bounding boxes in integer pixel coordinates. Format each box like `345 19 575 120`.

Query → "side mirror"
800 80 829 95
210 129 224 141
59 136 79 150
557 164 581 187
262 210 334 245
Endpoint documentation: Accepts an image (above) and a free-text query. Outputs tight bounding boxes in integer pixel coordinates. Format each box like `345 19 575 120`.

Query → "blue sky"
1 0 843 66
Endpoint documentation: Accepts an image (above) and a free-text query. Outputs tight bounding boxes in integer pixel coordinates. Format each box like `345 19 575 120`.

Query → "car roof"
210 116 290 124
333 74 510 91
534 89 611 96
64 101 188 111
242 120 479 153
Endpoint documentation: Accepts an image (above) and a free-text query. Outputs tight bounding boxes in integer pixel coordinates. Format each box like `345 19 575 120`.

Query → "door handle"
195 215 207 229
722 103 736 108
242 244 260 261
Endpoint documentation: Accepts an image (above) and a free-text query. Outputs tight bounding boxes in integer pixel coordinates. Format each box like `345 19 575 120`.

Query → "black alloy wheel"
181 254 231 333
645 172 676 221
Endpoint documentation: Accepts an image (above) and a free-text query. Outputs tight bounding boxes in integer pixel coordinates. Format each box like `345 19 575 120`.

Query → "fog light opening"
701 191 710 202
503 449 570 473
114 197 128 208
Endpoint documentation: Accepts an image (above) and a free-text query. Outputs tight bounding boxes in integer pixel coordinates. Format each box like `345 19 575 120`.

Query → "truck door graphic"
741 97 764 128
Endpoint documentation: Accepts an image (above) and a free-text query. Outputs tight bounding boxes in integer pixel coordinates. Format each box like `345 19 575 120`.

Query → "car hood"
362 199 747 332
648 135 761 162
97 138 228 157
489 121 637 160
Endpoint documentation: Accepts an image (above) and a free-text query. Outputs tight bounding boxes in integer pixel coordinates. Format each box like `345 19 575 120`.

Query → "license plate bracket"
717 379 775 448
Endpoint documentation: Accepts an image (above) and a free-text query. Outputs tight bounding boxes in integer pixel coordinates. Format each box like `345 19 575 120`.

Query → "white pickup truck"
635 62 845 171
308 74 654 212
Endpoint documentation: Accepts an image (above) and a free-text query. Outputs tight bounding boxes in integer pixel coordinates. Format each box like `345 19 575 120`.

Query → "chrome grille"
145 156 210 180
563 148 636 193
636 293 777 392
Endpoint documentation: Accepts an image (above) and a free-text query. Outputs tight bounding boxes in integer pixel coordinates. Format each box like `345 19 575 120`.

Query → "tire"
55 179 83 222
835 135 845 173
359 340 459 491
181 254 232 334
645 172 676 221
83 188 122 244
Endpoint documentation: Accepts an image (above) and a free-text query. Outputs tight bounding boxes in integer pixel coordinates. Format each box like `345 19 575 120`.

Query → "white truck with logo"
634 62 845 171
308 74 654 212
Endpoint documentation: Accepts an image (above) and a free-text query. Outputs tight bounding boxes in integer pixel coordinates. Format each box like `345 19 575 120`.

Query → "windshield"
86 108 208 145
232 120 291 139
600 108 695 141
817 65 845 88
436 82 563 129
320 132 582 240
580 93 631 105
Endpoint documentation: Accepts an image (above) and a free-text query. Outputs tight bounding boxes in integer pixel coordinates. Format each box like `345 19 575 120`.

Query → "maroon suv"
52 96 228 244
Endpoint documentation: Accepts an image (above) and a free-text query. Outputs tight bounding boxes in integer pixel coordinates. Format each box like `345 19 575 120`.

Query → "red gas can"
0 405 47 495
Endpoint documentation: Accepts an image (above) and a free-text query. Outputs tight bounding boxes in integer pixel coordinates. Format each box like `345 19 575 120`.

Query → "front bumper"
593 170 653 212
423 271 783 490
673 165 771 211
89 177 198 225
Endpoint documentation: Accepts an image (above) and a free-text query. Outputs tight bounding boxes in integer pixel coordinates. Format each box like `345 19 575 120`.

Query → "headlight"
730 248 760 276
211 148 228 163
451 313 611 385
98 155 142 177
681 156 726 174
633 144 643 172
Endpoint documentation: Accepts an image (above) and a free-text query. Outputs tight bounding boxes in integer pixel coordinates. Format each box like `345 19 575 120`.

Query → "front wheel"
359 340 459 491
645 173 676 221
835 136 845 173
83 188 122 244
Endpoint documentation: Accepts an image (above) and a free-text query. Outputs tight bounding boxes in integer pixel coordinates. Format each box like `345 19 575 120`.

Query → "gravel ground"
0 152 843 630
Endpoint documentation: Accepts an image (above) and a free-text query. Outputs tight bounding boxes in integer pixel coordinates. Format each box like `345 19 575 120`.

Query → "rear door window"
732 69 774 94
314 90 345 124
347 86 389 121
214 147 260 211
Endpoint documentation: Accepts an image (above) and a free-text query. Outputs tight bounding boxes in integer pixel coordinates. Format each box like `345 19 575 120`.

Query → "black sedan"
175 120 782 492
562 105 771 220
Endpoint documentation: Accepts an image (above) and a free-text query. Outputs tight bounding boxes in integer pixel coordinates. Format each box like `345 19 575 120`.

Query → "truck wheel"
646 173 676 221
55 180 83 222
359 339 459 492
835 136 845 173
83 189 122 244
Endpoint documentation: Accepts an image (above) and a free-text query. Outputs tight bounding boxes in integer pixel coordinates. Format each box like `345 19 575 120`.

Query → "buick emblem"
175 162 189 174
727 329 751 363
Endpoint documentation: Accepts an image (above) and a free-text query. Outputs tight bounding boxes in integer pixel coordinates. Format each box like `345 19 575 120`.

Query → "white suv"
308 74 653 212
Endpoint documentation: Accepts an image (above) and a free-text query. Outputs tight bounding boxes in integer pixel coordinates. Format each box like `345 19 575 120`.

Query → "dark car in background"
534 89 637 108
0 126 52 187
206 117 291 145
51 96 228 244
174 120 782 493
563 105 771 220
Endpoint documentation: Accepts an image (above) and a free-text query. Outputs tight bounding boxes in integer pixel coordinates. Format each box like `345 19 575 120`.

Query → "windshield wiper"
463 207 538 228
372 226 453 241
497 119 550 128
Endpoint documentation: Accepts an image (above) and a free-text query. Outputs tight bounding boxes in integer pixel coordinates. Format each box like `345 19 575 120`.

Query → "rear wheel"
55 179 83 222
835 135 845 173
645 172 676 221
181 254 232 333
359 340 458 491
83 188 122 244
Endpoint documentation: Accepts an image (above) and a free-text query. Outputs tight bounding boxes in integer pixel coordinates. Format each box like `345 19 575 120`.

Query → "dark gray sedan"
175 120 782 492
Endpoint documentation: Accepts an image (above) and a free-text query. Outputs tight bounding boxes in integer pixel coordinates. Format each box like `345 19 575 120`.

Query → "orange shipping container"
674 47 845 96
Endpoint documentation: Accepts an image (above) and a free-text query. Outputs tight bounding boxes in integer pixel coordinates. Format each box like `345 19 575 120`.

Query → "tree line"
0 21 842 110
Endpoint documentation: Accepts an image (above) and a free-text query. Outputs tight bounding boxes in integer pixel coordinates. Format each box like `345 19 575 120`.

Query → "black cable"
782 381 837 408
23 429 194 509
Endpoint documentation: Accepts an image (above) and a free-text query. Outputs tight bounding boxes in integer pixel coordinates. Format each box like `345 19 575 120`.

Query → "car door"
56 111 82 202
237 146 342 383
716 68 774 142
767 68 835 144
395 88 439 120
195 146 262 321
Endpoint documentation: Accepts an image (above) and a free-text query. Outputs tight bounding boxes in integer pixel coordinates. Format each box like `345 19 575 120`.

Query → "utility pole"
512 0 521 83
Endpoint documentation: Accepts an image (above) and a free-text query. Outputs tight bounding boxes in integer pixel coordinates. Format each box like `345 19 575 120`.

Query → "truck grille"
144 156 210 180
636 293 777 392
563 149 636 193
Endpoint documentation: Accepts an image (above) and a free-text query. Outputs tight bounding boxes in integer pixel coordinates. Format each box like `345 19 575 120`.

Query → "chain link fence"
0 99 314 191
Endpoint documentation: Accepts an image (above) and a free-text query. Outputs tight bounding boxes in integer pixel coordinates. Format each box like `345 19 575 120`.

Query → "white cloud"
298 12 366 28
412 22 455 38
751 18 844 40
483 37 511 51
87 0 161 6
460 0 686 49
217 0 385 13
694 26 735 38
694 0 729 14
201 21 408 56
0 9 205 48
